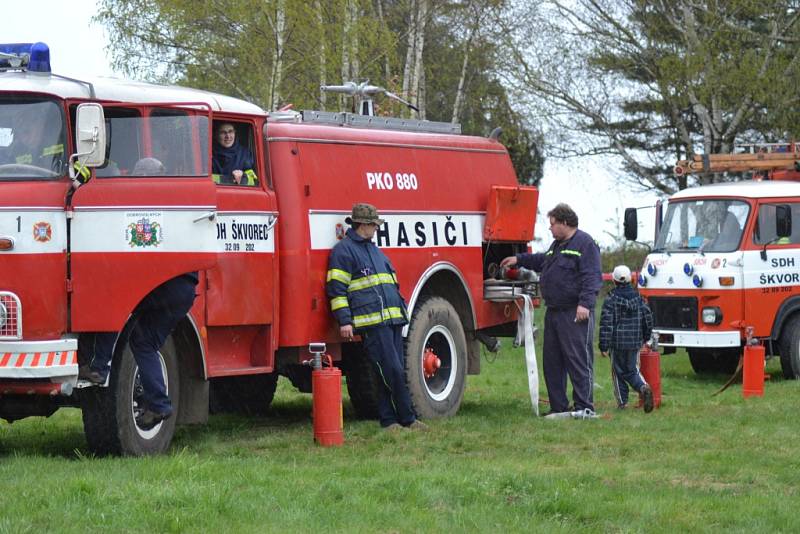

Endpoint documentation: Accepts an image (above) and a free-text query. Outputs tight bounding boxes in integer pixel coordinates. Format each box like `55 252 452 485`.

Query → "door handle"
193 211 217 223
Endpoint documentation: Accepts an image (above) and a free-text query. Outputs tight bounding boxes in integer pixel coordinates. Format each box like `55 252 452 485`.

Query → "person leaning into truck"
598 265 655 413
326 203 428 432
500 203 602 419
211 121 257 186
78 274 198 430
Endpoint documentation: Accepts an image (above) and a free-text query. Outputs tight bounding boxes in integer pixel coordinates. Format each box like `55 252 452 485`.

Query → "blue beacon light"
27 42 51 73
646 263 657 276
683 263 693 276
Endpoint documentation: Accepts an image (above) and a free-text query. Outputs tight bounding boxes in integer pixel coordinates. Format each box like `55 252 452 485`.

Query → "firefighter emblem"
127 218 162 248
335 222 345 240
32 222 52 243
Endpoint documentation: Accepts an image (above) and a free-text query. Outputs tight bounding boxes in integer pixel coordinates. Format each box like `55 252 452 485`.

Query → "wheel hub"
423 348 441 379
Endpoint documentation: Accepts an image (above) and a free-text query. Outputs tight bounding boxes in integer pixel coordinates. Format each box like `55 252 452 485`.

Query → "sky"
2 1 661 248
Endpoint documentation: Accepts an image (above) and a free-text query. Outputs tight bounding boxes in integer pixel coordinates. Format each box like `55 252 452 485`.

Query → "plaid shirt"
599 284 653 352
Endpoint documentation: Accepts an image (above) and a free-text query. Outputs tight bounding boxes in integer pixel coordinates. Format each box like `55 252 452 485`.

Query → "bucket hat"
345 203 385 225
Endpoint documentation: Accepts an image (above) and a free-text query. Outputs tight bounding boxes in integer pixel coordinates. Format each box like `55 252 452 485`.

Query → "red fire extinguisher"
742 328 765 398
308 343 344 447
639 337 662 409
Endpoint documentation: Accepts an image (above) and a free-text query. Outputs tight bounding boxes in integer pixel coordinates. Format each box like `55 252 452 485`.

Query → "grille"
647 296 697 330
0 292 22 339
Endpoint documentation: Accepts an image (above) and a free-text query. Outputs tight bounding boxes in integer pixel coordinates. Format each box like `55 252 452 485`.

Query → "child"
599 265 655 413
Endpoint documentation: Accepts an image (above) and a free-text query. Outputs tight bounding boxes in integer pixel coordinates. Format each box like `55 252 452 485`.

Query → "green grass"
1 321 799 532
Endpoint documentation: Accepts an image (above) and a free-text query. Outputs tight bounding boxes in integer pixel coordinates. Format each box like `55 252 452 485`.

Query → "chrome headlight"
702 306 722 325
0 302 6 330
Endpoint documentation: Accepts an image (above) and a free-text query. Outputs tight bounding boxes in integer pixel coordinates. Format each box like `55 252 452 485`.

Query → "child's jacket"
599 284 653 352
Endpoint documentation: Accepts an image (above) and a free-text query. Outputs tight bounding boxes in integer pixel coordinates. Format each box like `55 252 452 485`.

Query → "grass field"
1 314 799 533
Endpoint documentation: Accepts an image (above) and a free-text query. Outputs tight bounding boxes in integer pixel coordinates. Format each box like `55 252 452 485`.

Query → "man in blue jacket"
327 203 426 432
501 203 602 418
212 122 258 186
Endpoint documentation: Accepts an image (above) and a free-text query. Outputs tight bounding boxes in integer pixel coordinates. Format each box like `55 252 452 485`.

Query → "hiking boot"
78 365 106 385
383 423 404 433
641 384 654 414
407 420 429 431
136 408 172 430
617 403 628 410
571 408 598 420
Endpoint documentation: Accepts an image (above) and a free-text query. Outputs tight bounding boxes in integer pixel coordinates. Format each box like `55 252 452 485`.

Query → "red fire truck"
625 143 800 378
0 43 537 455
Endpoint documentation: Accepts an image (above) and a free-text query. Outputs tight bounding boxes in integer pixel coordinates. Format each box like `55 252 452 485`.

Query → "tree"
501 0 800 194
95 0 544 182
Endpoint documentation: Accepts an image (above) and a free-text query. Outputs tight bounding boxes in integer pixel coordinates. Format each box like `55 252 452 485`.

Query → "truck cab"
635 180 800 377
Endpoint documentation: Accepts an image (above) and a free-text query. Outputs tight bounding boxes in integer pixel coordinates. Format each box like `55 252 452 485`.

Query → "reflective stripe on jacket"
326 227 408 330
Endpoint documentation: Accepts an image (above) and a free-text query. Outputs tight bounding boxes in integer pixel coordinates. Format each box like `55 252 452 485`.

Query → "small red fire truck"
0 43 537 454
625 143 800 378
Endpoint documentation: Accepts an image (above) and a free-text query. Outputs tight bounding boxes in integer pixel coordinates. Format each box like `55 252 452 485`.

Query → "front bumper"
654 329 740 348
0 338 78 393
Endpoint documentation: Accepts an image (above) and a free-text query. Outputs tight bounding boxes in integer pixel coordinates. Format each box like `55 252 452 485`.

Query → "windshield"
0 96 67 180
655 199 750 253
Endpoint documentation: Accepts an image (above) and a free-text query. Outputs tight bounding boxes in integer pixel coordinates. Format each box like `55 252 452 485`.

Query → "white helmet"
612 265 632 283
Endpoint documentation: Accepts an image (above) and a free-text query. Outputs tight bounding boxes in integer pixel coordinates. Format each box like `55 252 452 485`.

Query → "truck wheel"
209 373 279 416
343 345 381 419
687 347 740 375
404 297 467 419
81 336 179 456
779 315 800 379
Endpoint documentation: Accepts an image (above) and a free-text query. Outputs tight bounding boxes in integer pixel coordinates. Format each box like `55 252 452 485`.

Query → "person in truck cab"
326 203 428 432
501 203 602 419
211 121 257 186
3 107 66 173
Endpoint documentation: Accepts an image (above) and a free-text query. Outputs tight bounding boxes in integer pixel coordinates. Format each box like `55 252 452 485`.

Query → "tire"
687 347 740 375
343 345 381 419
779 314 800 379
81 336 180 456
404 297 467 419
209 373 279 416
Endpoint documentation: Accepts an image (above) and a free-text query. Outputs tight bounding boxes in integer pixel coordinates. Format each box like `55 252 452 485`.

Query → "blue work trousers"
361 324 417 427
543 307 595 412
90 276 197 414
610 348 646 407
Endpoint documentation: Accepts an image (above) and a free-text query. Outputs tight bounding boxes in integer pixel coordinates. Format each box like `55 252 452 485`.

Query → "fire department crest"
32 222 52 243
127 218 162 248
335 222 345 240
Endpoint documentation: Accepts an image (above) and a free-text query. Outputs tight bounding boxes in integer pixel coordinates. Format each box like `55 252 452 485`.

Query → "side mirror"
776 204 792 238
623 207 638 241
74 103 106 167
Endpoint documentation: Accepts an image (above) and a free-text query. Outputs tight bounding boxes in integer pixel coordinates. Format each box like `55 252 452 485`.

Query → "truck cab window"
754 203 800 245
0 96 66 180
212 120 258 187
93 107 141 177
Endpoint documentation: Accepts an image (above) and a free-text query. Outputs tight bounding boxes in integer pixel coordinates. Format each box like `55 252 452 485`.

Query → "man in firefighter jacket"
501 203 602 418
327 203 427 431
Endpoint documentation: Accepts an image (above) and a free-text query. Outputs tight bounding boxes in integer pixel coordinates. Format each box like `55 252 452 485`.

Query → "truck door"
69 104 217 332
744 201 800 334
204 118 278 374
